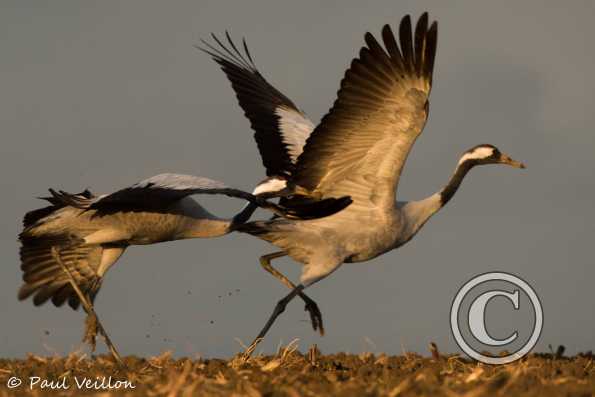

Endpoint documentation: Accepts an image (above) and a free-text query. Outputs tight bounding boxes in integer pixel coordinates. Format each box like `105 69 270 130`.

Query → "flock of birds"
18 13 525 361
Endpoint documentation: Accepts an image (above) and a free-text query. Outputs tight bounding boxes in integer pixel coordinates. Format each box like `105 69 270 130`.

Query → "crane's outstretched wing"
291 14 438 210
199 33 314 178
49 173 351 220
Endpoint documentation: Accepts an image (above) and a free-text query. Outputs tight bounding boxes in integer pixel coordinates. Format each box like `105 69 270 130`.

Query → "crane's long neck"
438 159 474 206
183 202 258 238
400 159 474 241
230 202 259 227
229 177 288 229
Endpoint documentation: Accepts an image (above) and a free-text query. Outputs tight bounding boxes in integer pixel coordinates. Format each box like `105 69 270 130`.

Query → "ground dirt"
1 345 593 396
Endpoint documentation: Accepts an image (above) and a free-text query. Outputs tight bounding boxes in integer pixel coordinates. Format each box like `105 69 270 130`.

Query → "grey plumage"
206 13 526 349
18 173 350 310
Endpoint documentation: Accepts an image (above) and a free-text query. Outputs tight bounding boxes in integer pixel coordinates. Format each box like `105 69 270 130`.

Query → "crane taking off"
202 12 525 353
18 173 350 360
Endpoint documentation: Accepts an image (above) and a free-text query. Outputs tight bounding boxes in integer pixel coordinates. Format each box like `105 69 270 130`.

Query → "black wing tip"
375 13 437 80
199 29 302 179
400 14 412 32
430 20 438 32
415 13 429 35
381 23 392 36
198 31 256 72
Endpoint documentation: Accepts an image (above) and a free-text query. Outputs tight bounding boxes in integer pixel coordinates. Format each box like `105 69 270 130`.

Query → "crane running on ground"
18 173 350 360
202 12 526 353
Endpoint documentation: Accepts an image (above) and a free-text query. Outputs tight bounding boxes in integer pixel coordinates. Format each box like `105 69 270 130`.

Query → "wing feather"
82 173 351 220
199 34 314 176
291 14 438 210
399 15 415 72
18 240 103 310
88 173 258 211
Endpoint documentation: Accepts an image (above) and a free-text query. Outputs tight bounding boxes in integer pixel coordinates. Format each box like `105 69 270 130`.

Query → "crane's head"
458 144 525 169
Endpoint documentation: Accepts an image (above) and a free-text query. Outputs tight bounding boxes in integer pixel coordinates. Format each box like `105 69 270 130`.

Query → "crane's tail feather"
277 196 352 220
23 188 95 228
23 206 60 229
18 235 103 310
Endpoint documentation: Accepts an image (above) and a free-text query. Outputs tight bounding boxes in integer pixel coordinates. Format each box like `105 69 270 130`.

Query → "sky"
1 1 594 359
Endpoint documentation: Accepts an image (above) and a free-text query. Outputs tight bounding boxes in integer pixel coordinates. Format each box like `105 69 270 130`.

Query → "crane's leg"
260 252 324 335
243 284 304 359
51 247 124 367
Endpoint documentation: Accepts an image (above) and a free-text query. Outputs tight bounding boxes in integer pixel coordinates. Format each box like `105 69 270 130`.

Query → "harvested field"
0 345 593 396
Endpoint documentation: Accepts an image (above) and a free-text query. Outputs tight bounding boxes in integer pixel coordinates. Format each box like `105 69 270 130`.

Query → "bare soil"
1 345 593 396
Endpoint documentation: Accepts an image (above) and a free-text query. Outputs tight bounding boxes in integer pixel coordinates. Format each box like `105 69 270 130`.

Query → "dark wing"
199 33 314 177
88 173 255 209
68 173 351 220
291 14 438 211
23 189 95 228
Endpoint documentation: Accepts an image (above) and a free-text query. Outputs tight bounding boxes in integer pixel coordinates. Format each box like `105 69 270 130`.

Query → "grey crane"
202 12 525 353
18 173 350 360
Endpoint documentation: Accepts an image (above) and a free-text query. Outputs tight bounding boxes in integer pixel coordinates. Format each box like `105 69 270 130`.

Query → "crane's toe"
303 297 324 336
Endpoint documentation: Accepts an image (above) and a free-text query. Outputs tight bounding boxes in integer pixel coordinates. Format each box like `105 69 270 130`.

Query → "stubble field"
0 345 593 396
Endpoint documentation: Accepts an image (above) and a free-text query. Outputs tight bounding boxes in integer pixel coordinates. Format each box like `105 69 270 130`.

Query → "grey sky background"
1 1 594 358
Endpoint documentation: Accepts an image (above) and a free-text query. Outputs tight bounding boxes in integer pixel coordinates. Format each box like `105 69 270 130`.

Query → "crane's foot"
241 285 303 359
51 246 124 367
300 293 324 336
240 338 262 362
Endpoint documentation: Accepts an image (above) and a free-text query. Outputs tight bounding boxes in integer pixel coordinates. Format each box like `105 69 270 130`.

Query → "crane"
18 173 350 361
202 13 525 354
